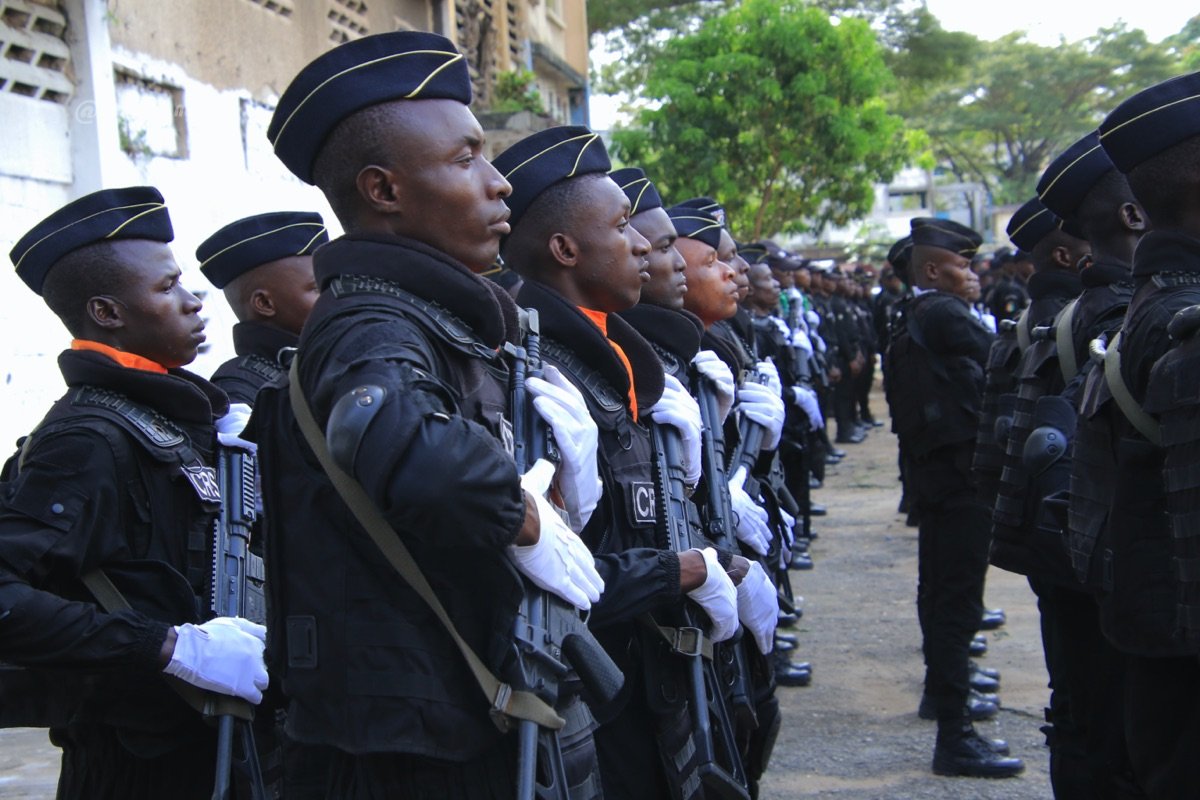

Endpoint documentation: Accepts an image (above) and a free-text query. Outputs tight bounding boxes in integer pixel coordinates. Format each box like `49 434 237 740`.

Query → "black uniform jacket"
1095 232 1200 656
251 234 527 760
210 321 297 406
0 349 226 751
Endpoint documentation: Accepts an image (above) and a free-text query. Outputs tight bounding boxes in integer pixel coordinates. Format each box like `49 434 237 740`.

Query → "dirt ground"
0 388 1055 799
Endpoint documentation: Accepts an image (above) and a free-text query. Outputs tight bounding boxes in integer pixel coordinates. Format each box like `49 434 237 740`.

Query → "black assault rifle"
651 418 752 800
505 308 624 800
693 371 760 733
209 445 268 800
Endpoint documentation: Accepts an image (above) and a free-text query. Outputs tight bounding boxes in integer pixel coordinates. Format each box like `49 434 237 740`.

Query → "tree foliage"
611 0 911 240
907 25 1183 203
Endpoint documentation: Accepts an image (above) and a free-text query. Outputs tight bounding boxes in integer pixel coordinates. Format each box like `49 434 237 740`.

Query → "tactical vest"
972 329 1021 507
211 353 286 406
990 331 1075 584
0 387 217 746
541 337 658 556
255 275 524 756
1076 273 1200 656
887 295 985 459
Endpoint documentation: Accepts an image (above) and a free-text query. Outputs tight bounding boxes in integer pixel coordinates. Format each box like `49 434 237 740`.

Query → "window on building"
114 70 187 158
328 0 369 45
886 190 927 214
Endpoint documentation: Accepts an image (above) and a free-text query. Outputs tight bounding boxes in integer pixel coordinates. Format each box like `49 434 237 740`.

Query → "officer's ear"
356 164 403 215
87 295 126 332
920 259 939 286
548 232 580 268
250 288 276 319
1119 201 1147 233
1050 245 1075 270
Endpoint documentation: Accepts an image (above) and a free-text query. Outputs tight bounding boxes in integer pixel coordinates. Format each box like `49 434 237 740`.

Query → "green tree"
911 27 1182 203
611 0 911 240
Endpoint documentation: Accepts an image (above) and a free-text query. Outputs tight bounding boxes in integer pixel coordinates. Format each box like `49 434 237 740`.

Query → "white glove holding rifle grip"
647 374 703 487
215 402 256 453
527 365 602 532
691 349 735 423
736 381 785 451
686 547 739 643
737 561 778 654
728 466 772 556
791 385 824 432
163 617 269 704
510 459 604 610
756 360 783 397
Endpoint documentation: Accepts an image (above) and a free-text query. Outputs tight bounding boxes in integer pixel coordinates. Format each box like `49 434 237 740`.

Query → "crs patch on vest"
629 481 657 526
182 464 222 505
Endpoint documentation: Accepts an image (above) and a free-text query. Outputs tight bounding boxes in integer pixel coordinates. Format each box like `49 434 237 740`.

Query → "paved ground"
0 388 1055 799
758 389 1053 799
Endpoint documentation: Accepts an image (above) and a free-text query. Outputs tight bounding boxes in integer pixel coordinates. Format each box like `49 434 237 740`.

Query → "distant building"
0 0 588 446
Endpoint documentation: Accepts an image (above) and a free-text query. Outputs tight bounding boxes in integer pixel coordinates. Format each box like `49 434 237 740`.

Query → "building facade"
0 0 588 448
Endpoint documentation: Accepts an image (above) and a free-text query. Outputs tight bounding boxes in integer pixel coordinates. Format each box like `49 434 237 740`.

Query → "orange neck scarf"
578 307 638 422
71 340 168 374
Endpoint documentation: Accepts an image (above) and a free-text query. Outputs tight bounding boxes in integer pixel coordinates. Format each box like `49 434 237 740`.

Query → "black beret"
493 126 611 234
197 211 328 289
268 31 471 184
666 205 722 250
1037 131 1114 219
887 236 913 271
609 167 663 217
677 196 727 227
1100 71 1200 174
910 217 982 258
1006 198 1061 252
11 186 173 296
737 241 769 264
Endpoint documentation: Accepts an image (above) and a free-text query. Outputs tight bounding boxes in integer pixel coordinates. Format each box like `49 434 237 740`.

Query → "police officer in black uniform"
494 129 742 799
198 211 328 406
1034 130 1145 800
1 187 269 798
250 33 605 798
886 217 1025 778
1074 72 1200 798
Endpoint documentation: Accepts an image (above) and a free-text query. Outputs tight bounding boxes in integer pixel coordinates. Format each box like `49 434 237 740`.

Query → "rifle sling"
639 614 714 661
1015 307 1032 353
79 570 253 721
287 358 563 732
1102 331 1162 446
1055 298 1080 384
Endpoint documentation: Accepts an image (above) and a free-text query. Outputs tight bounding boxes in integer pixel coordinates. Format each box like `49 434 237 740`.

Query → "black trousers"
856 354 876 422
1124 653 1200 799
833 365 857 439
325 740 517 800
1029 578 1139 799
52 722 216 800
912 443 990 721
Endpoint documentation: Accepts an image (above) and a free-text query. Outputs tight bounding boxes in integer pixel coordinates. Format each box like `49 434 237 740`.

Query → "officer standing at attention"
495 128 742 799
886 217 1025 778
251 32 604 797
0 187 269 798
1085 71 1200 797
197 211 327 406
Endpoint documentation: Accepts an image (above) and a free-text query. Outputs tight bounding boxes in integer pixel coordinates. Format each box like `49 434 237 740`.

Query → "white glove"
779 506 796 550
790 328 814 355
648 374 702 487
736 382 784 451
163 617 269 704
771 317 791 340
805 310 820 327
737 562 778 655
216 402 256 453
527 365 602 532
814 335 827 354
510 460 604 610
791 385 824 431
728 466 771 556
980 312 998 334
686 547 738 643
756 361 782 397
691 350 735 423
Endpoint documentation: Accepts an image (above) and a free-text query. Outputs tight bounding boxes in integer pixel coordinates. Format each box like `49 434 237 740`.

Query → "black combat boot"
932 720 1025 778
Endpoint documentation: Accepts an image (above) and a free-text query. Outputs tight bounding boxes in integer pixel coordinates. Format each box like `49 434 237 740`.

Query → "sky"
588 1 1197 129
